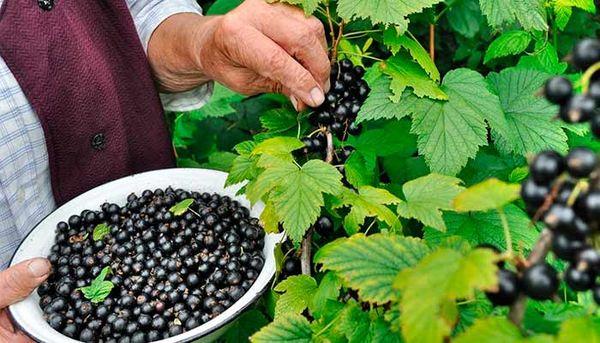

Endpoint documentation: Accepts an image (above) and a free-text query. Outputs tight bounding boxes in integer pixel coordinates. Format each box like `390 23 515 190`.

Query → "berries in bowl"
8 169 283 343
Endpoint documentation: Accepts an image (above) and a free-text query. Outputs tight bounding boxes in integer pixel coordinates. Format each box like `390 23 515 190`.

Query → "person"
0 0 329 340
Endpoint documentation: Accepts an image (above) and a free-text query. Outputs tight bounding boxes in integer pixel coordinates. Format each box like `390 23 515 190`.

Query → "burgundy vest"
0 0 175 205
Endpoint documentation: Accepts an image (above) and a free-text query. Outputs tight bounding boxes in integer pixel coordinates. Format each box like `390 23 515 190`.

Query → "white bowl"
8 168 283 343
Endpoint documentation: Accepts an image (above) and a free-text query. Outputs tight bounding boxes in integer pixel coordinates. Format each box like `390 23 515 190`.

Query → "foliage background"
166 0 600 341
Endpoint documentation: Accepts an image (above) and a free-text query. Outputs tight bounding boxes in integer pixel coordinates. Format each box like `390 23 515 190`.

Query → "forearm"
147 13 219 93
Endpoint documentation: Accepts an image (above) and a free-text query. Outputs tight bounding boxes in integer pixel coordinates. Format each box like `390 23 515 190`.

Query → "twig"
331 21 345 62
325 6 336 60
508 228 553 325
325 131 334 163
429 24 435 62
301 228 313 275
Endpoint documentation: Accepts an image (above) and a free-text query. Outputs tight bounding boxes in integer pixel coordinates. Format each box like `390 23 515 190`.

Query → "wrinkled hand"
148 0 330 110
0 258 51 343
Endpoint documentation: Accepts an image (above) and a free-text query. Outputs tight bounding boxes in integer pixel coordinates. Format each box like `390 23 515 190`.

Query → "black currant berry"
572 38 600 70
530 151 565 184
544 77 573 105
544 204 576 232
315 215 333 234
521 178 550 211
560 95 596 123
565 147 598 178
485 269 520 306
522 263 559 300
552 232 586 261
565 264 595 291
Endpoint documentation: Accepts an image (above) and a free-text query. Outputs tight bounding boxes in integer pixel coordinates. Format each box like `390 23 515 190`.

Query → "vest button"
91 133 106 151
38 0 54 11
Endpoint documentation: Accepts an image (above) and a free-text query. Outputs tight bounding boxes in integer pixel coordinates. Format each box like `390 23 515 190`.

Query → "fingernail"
28 259 50 277
309 87 325 107
324 80 331 93
290 96 299 111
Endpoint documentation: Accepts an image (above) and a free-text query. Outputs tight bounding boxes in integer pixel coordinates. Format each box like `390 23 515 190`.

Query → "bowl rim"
7 168 283 343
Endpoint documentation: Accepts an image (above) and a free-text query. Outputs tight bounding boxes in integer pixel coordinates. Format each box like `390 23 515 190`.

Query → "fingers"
222 22 325 108
0 258 51 309
255 6 330 92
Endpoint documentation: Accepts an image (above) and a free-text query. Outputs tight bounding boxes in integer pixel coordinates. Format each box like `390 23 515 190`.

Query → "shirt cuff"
160 82 214 112
129 0 203 52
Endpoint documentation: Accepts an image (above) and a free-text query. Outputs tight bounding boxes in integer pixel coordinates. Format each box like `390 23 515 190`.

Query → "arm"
146 0 330 110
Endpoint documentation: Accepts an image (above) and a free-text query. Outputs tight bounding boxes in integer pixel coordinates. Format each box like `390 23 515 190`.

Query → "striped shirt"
0 0 209 269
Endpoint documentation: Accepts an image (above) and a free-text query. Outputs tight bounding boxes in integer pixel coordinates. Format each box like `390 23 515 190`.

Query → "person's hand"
0 258 51 343
148 0 330 111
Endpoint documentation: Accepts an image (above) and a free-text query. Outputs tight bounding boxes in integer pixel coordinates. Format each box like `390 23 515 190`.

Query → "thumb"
0 258 51 309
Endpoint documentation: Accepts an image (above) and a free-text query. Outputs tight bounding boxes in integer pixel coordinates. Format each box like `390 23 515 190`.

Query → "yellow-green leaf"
333 186 402 234
453 178 520 212
274 275 318 317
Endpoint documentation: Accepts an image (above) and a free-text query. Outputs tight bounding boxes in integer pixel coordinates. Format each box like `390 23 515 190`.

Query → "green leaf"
93 223 110 241
78 266 114 304
249 159 342 242
315 233 429 303
308 272 342 318
453 178 520 212
250 313 312 343
260 201 280 234
337 0 443 28
397 174 464 232
338 38 365 66
252 137 305 159
352 120 417 159
394 248 499 343
487 68 569 156
556 316 600 343
479 0 548 31
274 275 318 317
207 0 243 15
447 0 484 38
454 317 534 343
266 0 322 15
332 186 402 234
223 309 269 342
517 42 568 74
554 0 596 30
188 83 244 120
226 154 260 187
201 151 237 172
484 30 532 64
344 151 377 187
409 69 508 175
382 55 447 101
259 108 298 133
424 204 539 251
382 30 440 81
356 76 419 123
169 198 194 216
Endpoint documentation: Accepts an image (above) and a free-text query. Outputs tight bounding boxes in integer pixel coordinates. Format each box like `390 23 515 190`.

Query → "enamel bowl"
8 168 282 343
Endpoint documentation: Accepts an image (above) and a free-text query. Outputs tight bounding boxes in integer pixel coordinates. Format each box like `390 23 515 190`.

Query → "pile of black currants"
544 38 600 138
38 188 265 342
486 148 600 307
301 58 369 157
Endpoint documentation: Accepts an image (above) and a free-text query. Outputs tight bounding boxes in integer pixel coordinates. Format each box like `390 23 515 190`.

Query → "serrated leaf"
169 199 194 216
383 55 447 101
249 159 342 242
424 204 539 251
252 137 304 159
554 0 596 30
356 77 419 123
250 313 312 343
338 38 365 67
308 272 341 318
260 108 298 133
226 154 260 187
454 317 531 343
201 151 237 172
517 42 568 74
333 186 402 234
344 152 377 187
383 30 440 81
337 0 443 27
409 69 508 175
224 309 269 342
78 266 114 304
188 83 244 120
93 223 110 241
234 141 257 155
315 233 429 303
556 316 600 343
274 275 318 317
260 201 280 234
453 178 520 212
487 68 568 156
484 30 532 64
351 120 417 159
397 174 464 232
335 301 372 342
479 0 548 31
266 0 321 15
394 248 499 343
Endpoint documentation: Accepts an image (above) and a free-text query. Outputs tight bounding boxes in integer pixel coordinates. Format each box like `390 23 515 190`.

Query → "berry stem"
508 228 553 325
581 61 600 93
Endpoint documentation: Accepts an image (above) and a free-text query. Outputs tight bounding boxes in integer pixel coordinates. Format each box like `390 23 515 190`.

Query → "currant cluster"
301 58 370 156
544 38 600 138
486 148 600 307
38 188 265 342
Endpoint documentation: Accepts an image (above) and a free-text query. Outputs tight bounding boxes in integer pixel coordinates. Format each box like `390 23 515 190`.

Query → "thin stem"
325 131 334 164
300 228 313 275
336 51 384 62
429 24 435 62
331 21 345 61
581 61 600 93
325 5 336 56
498 207 513 257
343 29 383 37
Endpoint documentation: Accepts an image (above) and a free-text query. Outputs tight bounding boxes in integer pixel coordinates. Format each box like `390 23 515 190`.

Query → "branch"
301 228 313 275
508 228 553 325
331 21 345 62
429 24 435 62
